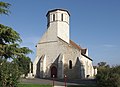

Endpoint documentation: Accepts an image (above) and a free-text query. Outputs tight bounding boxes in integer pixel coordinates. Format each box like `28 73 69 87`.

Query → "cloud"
103 44 116 48
20 36 40 46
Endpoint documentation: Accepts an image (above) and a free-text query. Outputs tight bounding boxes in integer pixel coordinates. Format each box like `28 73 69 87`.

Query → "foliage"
0 24 21 44
97 62 110 68
0 23 32 76
0 1 11 15
15 56 31 76
96 62 120 87
0 24 33 60
0 60 21 87
0 1 32 87
0 24 21 59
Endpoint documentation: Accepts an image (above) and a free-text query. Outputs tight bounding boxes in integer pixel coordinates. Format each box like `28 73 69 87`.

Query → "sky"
0 0 120 66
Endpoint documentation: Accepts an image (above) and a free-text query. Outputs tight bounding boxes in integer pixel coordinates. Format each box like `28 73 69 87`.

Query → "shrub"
96 63 120 87
0 61 21 87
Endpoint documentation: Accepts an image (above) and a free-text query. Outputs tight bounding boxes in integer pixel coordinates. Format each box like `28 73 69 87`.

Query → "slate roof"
46 9 70 16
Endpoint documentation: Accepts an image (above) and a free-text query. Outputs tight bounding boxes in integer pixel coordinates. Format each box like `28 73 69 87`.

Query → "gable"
58 37 92 61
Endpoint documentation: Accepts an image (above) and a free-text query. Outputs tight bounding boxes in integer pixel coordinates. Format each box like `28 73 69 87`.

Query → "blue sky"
1 0 120 65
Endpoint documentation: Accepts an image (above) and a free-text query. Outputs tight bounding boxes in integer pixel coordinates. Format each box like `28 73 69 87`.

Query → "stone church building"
33 9 97 79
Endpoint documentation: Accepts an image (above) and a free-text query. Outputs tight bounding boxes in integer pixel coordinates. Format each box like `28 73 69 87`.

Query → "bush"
96 64 120 87
0 60 21 87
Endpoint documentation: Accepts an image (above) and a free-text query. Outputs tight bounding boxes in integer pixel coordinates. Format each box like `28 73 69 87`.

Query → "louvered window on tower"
47 15 50 27
53 14 55 21
61 14 63 21
69 60 72 69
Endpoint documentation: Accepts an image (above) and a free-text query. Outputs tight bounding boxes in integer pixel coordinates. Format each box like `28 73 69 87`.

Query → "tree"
0 24 22 59
15 56 31 76
0 1 11 15
96 62 120 87
0 60 21 87
0 1 32 87
97 62 109 68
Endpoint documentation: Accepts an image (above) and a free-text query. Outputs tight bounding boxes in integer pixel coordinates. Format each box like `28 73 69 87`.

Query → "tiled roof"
70 40 92 61
70 40 82 51
70 40 87 54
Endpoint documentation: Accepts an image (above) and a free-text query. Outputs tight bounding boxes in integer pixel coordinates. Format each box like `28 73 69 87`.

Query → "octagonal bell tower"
46 9 70 43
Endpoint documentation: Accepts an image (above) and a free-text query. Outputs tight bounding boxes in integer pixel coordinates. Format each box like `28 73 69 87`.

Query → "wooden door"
51 66 57 78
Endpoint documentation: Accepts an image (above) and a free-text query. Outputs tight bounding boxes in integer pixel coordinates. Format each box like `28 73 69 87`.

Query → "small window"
69 60 72 69
47 15 50 23
53 14 55 21
61 14 63 21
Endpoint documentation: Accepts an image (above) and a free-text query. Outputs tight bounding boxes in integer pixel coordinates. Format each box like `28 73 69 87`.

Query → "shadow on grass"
67 84 97 87
18 84 52 87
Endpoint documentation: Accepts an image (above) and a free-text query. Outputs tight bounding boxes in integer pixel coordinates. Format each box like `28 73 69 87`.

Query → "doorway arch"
51 66 57 78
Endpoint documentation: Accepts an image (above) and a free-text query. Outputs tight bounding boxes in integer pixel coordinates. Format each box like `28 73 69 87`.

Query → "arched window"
69 60 72 69
53 14 55 21
61 14 63 21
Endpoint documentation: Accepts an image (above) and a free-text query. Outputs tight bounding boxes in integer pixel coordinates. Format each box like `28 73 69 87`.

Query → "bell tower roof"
46 9 70 16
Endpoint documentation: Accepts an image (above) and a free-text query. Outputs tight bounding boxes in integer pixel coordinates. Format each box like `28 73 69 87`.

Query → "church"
33 9 97 79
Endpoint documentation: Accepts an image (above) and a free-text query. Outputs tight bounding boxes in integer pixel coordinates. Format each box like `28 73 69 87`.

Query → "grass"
18 84 96 87
18 84 52 87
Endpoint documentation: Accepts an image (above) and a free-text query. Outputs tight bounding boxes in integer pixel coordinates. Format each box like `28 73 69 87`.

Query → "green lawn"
18 84 52 87
19 84 96 87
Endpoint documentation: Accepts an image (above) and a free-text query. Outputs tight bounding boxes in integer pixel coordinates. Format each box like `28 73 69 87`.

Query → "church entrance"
51 66 57 78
